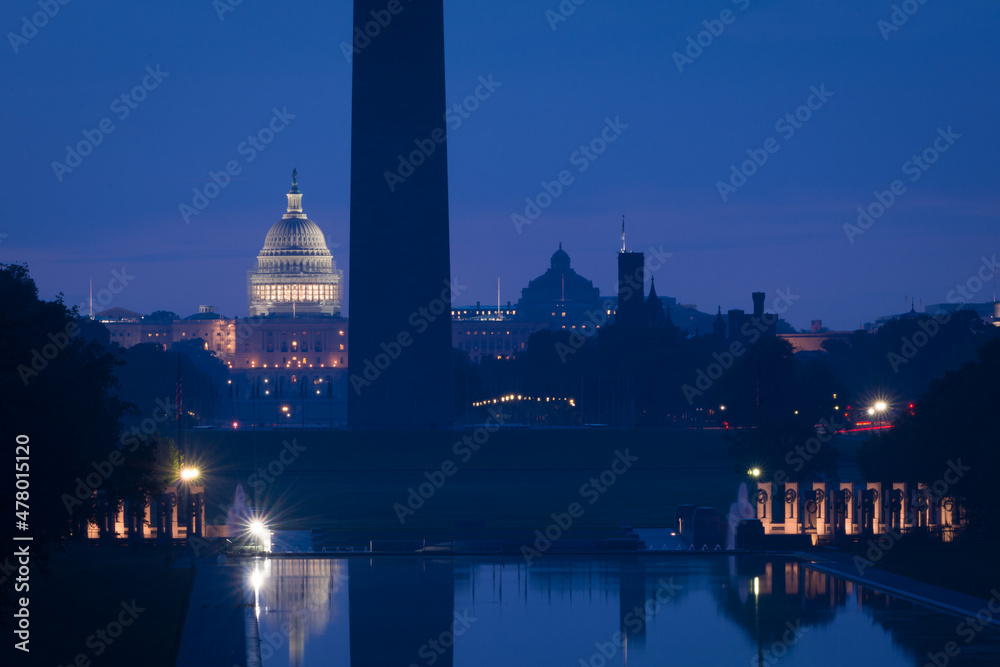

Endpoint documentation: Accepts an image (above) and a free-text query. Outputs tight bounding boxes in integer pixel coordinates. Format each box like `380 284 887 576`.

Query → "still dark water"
250 556 1000 666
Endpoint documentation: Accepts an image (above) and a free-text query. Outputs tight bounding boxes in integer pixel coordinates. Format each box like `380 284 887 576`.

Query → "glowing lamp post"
870 401 888 432
747 467 761 518
249 519 271 553
177 466 202 538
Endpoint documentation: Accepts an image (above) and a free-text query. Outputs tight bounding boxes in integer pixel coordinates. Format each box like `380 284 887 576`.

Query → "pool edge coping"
799 555 1000 628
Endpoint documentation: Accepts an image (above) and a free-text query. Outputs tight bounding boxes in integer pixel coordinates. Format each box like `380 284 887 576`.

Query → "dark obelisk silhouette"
348 0 454 428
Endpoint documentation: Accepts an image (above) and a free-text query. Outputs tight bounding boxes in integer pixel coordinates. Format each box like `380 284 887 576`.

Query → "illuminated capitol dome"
247 170 343 317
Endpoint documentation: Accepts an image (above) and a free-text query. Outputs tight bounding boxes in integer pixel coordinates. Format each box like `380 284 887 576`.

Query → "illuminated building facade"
96 307 349 372
452 316 536 362
247 170 343 317
229 317 348 371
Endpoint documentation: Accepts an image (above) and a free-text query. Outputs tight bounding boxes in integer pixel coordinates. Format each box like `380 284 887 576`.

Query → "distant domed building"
247 170 343 317
518 243 601 310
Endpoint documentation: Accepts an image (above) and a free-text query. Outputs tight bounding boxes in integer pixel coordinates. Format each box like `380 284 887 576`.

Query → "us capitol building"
98 172 348 380
247 169 342 317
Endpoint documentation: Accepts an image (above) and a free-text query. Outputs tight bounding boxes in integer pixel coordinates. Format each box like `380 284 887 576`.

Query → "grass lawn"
185 427 1000 598
28 544 195 667
188 428 751 534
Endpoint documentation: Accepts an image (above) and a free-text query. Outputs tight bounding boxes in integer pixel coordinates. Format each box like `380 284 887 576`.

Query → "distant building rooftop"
94 307 143 323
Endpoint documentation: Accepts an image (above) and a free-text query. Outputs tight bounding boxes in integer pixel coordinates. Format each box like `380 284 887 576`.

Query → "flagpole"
177 353 183 465
176 352 187 538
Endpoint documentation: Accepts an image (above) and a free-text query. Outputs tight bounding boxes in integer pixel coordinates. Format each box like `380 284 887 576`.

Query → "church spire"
713 306 727 339
645 276 665 327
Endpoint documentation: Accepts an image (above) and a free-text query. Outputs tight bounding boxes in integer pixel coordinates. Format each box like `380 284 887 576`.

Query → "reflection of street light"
250 563 267 620
754 575 762 666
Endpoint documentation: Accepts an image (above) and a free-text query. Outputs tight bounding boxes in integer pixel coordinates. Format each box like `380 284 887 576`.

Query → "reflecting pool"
250 556 1000 666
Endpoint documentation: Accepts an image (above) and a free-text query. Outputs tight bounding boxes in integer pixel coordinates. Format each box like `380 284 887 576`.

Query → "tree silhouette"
0 264 168 547
857 338 1000 537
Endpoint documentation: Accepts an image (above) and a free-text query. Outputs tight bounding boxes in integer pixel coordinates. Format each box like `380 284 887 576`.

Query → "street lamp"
249 518 271 552
747 467 761 518
873 401 888 432
177 466 201 538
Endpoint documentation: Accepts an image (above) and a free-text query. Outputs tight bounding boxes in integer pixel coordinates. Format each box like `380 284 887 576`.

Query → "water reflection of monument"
716 557 842 647
452 557 694 665
619 558 649 650
256 559 348 667
348 559 455 667
713 557 986 666
252 557 981 665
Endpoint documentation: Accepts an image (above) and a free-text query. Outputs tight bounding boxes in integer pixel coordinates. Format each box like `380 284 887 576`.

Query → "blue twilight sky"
1 0 998 331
